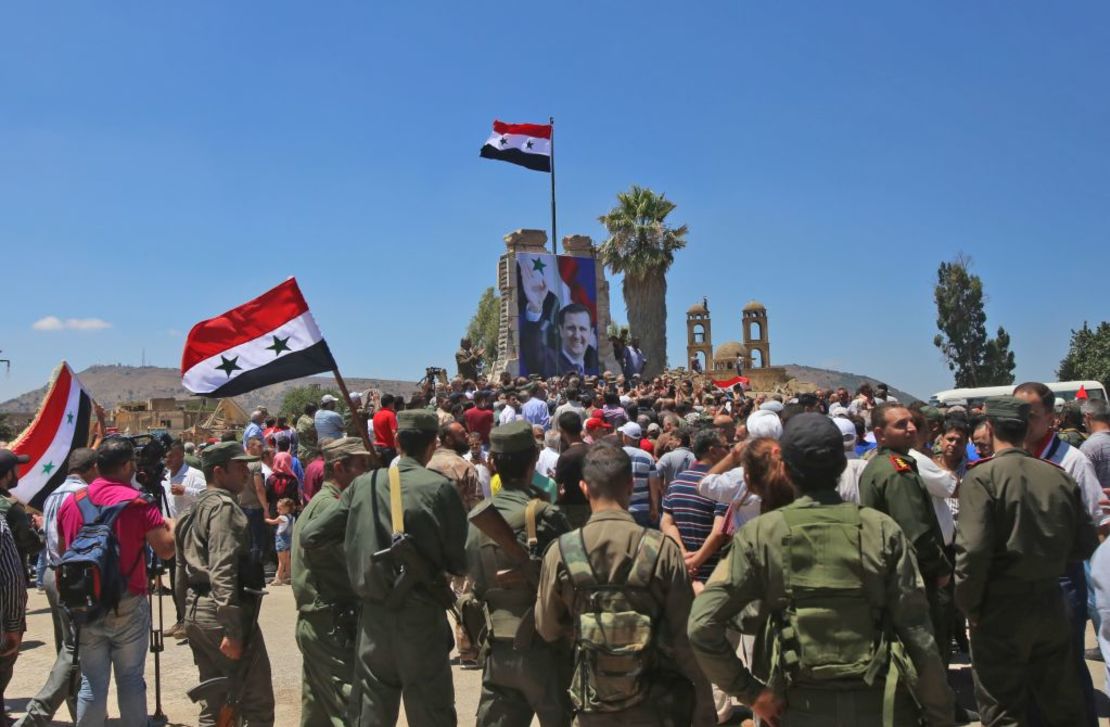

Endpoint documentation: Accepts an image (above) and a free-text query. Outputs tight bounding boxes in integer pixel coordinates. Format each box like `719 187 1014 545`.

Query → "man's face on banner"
560 310 591 359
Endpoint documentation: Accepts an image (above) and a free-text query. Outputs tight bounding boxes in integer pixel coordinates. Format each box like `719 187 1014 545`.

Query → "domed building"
685 298 788 390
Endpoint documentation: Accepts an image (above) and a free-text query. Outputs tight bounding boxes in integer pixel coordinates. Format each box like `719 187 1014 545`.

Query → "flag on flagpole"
10 362 95 509
1077 385 1088 400
479 120 552 172
181 278 337 398
713 375 750 391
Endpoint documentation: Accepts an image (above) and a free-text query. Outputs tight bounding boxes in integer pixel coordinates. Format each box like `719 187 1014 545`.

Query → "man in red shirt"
463 391 495 447
372 394 400 464
302 439 328 502
57 437 176 727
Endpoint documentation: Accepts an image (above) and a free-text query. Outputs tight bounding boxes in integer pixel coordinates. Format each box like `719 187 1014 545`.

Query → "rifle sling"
389 467 404 535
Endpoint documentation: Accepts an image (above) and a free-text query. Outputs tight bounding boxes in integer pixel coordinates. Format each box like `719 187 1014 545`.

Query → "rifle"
372 533 456 610
468 499 541 649
185 586 266 727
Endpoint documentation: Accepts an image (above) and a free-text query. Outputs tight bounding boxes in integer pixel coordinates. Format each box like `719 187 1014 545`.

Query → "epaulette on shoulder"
966 456 992 469
889 454 914 473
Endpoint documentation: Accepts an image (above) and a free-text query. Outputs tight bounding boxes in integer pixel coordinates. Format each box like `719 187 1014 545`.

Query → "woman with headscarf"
265 451 301 517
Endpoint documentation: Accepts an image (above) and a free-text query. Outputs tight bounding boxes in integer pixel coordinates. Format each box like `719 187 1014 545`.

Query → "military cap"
323 437 373 464
780 413 846 476
983 395 1030 423
490 421 536 454
397 409 439 433
202 441 259 473
920 406 944 422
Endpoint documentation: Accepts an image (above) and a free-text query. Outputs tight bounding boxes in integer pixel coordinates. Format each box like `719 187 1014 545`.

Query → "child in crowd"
265 497 296 586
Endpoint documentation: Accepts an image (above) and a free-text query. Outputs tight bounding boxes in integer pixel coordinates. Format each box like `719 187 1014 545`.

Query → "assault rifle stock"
372 533 455 610
186 586 266 727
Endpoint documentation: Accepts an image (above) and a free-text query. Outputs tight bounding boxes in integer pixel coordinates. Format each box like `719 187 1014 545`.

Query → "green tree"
932 255 1016 386
1057 321 1110 390
280 384 348 421
464 286 500 370
598 185 688 378
0 413 16 442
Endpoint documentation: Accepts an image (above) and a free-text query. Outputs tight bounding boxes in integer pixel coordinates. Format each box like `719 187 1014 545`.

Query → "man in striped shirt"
618 422 661 527
1 516 27 725
661 428 730 585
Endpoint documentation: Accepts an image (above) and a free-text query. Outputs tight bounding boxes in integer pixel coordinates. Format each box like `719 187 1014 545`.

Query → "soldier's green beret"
397 410 439 433
490 421 536 454
202 441 258 475
984 396 1030 422
323 437 373 465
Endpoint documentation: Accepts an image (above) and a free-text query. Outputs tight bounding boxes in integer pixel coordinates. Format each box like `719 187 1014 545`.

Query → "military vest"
477 498 545 641
559 527 665 714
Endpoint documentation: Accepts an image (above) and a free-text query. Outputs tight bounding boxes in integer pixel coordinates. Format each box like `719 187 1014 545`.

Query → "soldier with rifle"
299 410 468 727
464 420 573 726
177 441 275 727
291 437 373 727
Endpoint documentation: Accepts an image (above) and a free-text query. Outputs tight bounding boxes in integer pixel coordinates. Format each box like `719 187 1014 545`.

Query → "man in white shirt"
833 417 869 503
161 439 206 519
498 390 523 426
17 449 97 726
536 430 561 479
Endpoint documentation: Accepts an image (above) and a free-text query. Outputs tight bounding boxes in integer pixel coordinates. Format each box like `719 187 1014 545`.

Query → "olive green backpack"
558 527 664 714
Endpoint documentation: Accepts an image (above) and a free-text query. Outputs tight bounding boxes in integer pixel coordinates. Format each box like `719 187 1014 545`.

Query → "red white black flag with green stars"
479 120 552 172
181 278 337 398
10 361 94 509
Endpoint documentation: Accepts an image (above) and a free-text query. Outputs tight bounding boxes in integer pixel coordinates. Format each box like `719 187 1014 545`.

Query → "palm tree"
598 185 688 378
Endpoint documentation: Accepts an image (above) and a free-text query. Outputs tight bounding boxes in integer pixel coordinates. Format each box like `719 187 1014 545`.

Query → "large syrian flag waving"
713 375 751 391
10 362 94 510
181 278 337 397
479 120 552 172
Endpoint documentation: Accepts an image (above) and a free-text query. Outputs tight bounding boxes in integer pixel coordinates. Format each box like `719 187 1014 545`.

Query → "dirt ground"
4 585 1107 726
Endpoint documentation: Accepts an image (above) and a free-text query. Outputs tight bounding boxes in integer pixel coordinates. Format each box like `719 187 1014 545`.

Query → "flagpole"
331 368 379 467
549 115 557 256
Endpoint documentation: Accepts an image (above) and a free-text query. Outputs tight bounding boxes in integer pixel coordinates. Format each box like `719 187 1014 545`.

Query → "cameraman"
57 437 175 727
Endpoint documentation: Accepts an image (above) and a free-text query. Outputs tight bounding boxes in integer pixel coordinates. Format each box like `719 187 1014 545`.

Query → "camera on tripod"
121 433 172 501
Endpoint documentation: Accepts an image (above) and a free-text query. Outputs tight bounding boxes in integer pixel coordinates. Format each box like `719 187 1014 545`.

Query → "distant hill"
0 365 421 415
782 364 920 404
1 363 920 416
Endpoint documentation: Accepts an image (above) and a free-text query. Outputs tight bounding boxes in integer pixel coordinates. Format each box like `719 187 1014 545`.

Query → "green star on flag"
265 335 291 356
42 462 54 475
67 411 74 424
216 355 242 378
531 257 546 272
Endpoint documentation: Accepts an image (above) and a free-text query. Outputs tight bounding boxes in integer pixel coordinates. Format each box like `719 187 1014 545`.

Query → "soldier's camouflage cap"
397 410 439 433
983 395 1030 423
323 437 373 464
920 406 944 422
202 441 258 474
490 421 536 454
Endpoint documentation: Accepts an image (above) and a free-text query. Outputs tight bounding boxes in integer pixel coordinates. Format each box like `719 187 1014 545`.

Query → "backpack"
559 527 665 714
771 504 899 688
55 489 150 625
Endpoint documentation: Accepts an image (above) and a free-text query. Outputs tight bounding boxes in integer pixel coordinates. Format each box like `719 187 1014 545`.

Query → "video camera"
120 433 173 499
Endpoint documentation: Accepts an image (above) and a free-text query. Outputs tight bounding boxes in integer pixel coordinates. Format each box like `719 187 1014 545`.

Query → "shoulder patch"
890 455 913 473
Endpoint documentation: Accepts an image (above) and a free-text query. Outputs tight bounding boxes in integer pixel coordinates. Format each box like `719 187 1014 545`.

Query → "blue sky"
2 1 1107 403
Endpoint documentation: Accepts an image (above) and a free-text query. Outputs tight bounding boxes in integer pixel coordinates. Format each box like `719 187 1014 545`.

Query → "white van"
929 380 1107 408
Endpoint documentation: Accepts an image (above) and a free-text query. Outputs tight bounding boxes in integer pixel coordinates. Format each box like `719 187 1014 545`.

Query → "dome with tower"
687 301 708 316
742 299 766 313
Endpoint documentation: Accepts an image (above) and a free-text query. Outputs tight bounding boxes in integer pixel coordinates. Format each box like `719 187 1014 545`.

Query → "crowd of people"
1 362 1109 727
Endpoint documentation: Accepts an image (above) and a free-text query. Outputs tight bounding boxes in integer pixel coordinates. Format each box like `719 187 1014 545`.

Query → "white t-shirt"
163 463 207 518
275 514 293 538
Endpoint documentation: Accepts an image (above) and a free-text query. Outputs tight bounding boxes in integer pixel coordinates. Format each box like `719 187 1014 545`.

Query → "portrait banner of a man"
516 252 600 378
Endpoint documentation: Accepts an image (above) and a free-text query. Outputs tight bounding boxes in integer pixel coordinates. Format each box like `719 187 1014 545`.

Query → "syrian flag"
10 362 94 510
713 375 750 391
181 278 337 397
479 120 552 172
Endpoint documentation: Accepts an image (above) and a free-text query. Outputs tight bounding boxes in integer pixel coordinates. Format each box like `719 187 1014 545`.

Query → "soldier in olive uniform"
466 421 573 726
535 441 716 726
858 403 952 660
689 413 955 727
292 437 374 727
0 449 43 564
176 442 275 727
300 410 468 727
954 396 1098 726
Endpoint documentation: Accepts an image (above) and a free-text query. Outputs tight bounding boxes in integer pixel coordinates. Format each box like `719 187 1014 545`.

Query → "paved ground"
4 585 1107 726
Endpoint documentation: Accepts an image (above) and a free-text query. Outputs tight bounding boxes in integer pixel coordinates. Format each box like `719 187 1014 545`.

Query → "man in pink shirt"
57 437 176 727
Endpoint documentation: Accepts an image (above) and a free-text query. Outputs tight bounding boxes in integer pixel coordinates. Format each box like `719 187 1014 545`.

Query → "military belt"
984 578 1059 598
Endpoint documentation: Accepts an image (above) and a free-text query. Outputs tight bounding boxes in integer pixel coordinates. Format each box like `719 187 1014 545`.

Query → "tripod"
146 484 172 726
